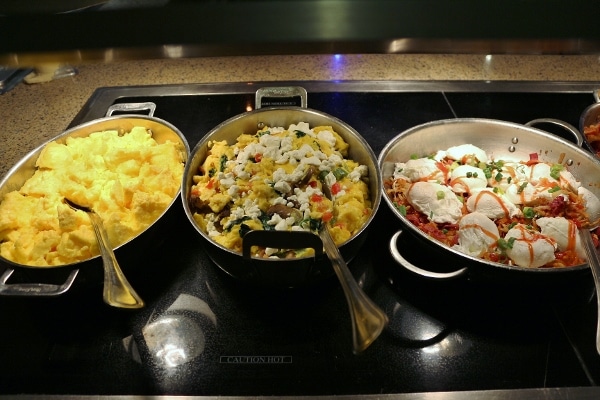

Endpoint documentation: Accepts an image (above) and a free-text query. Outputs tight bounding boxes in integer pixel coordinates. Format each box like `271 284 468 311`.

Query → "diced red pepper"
322 211 333 222
206 178 215 189
311 193 323 203
331 182 342 195
254 153 262 162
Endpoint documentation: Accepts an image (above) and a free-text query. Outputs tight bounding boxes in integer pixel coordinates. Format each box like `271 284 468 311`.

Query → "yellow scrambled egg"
189 122 372 258
0 126 185 266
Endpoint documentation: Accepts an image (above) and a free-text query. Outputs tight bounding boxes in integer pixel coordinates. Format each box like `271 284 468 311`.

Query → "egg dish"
385 144 600 268
0 126 185 266
189 122 372 258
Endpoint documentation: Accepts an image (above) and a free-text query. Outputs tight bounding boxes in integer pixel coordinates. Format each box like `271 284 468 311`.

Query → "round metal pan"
379 118 600 281
181 87 381 288
579 93 600 161
0 102 190 295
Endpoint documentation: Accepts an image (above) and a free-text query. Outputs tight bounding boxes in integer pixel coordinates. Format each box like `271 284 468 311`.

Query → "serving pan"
579 91 600 160
379 117 600 281
181 87 381 288
0 102 190 296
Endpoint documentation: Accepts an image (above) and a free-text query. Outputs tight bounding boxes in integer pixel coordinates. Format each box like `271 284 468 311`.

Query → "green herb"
225 216 252 232
318 170 329 182
550 164 564 180
300 217 322 231
494 172 503 182
238 223 252 237
497 237 516 251
517 182 528 194
410 154 419 160
219 154 228 172
548 185 561 193
395 204 407 216
208 168 216 178
483 167 493 179
257 130 270 137
436 190 445 200
295 130 306 138
259 213 275 231
523 207 535 219
332 167 348 180
466 171 473 178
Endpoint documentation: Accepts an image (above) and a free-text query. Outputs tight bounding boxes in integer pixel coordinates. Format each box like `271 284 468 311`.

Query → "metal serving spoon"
319 183 388 354
579 224 600 354
64 198 144 309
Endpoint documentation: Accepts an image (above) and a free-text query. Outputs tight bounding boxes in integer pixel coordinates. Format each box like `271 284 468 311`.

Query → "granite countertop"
2 53 600 177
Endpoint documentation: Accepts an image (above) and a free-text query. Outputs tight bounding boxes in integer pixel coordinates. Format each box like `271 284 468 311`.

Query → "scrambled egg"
0 126 185 266
189 122 372 258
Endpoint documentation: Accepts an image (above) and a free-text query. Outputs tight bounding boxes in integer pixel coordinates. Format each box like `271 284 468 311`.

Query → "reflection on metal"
143 316 205 368
1 387 600 399
140 293 217 369
3 39 600 68
2 1 600 66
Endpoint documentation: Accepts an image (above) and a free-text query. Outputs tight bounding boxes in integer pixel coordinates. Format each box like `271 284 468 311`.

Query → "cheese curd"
189 122 372 258
0 126 185 266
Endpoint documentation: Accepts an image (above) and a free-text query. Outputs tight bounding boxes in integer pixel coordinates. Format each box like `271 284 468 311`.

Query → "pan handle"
105 102 157 117
525 118 584 147
255 87 308 109
389 230 468 280
242 230 324 260
0 268 79 296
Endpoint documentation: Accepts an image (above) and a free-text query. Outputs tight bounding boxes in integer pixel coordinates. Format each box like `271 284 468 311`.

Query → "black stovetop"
1 81 600 397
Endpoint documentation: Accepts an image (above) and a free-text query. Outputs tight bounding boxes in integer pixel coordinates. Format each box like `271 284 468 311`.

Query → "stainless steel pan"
0 102 190 296
379 118 599 280
181 87 381 288
579 91 600 161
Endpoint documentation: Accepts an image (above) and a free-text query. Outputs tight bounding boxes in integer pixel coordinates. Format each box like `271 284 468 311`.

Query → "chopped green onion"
332 167 348 180
523 207 535 219
436 190 445 200
550 164 564 180
395 204 407 216
548 185 561 193
517 182 528 194
497 237 516 251
483 167 493 179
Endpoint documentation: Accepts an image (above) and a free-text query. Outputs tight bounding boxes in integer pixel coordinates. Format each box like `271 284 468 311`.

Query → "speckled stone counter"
2 54 600 177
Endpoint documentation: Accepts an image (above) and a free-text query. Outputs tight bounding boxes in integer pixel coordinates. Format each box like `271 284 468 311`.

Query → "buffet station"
3 1 600 399
1 80 600 399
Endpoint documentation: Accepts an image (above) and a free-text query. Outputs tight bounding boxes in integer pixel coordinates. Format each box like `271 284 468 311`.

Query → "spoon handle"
88 212 145 309
580 228 600 355
319 227 388 354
